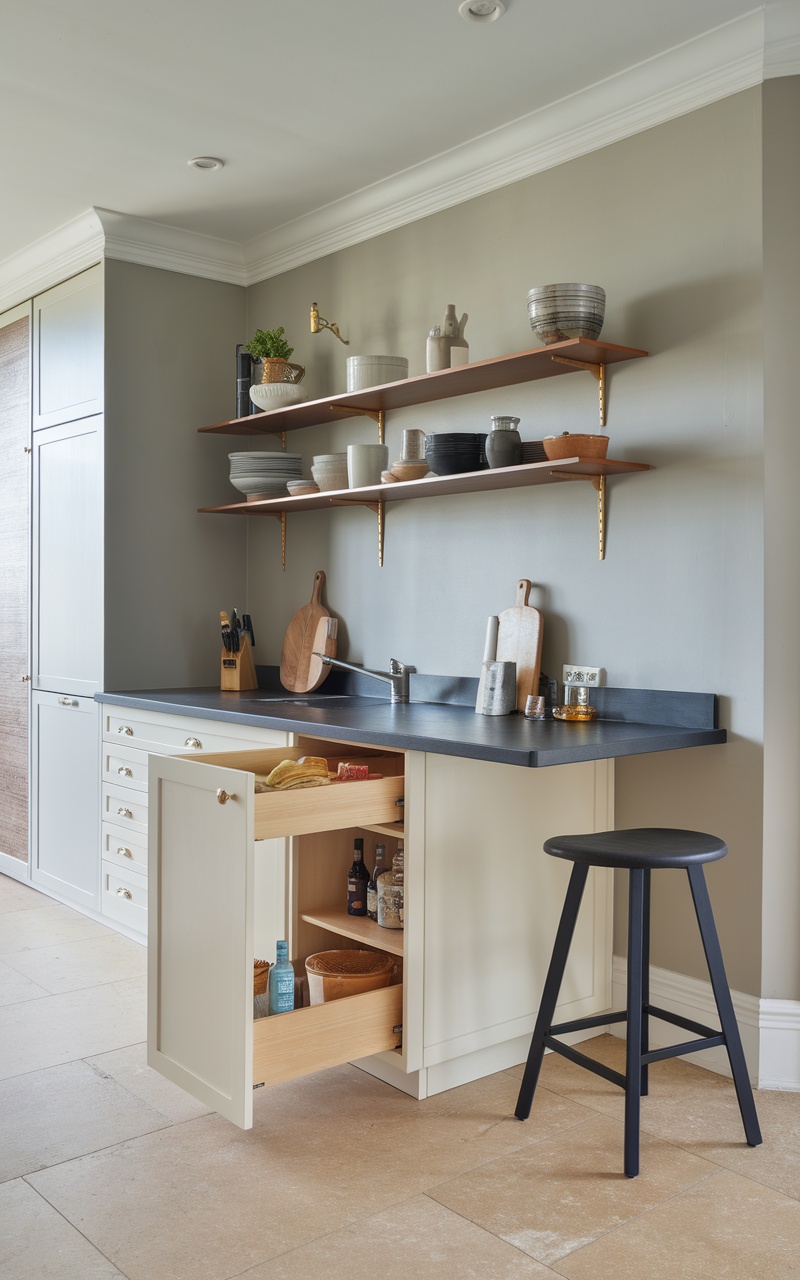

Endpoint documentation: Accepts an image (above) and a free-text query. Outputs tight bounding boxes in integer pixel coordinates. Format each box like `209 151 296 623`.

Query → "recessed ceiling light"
187 156 225 171
458 1 506 22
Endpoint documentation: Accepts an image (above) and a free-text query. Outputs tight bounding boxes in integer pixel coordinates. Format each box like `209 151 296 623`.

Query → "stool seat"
516 826 761 1177
544 827 727 870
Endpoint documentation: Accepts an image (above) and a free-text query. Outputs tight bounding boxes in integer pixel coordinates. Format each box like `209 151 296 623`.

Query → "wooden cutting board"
279 570 338 692
495 578 543 712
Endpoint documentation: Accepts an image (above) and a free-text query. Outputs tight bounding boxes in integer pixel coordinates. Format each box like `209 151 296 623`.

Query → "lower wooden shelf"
300 906 405 957
199 457 649 564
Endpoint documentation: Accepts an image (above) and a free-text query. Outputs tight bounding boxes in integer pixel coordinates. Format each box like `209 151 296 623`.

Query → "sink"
236 693 362 706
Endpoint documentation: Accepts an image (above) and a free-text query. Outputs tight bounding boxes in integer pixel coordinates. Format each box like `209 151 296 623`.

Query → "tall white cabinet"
19 258 249 922
30 270 104 909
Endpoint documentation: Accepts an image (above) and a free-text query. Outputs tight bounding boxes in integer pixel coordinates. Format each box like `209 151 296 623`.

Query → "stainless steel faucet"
311 655 416 704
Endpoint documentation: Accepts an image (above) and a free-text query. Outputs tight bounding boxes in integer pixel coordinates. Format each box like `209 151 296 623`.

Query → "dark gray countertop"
94 685 726 768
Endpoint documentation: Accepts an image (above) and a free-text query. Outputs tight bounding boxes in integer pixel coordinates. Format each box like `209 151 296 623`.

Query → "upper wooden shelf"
199 338 648 437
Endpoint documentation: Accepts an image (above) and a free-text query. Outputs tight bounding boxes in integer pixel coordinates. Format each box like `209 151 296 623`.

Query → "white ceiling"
0 0 796 291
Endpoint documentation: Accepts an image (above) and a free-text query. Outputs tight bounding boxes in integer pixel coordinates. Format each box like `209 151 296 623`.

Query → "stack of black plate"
426 432 487 476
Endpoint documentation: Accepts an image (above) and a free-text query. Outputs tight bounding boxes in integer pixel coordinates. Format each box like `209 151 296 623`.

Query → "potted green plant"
245 327 304 384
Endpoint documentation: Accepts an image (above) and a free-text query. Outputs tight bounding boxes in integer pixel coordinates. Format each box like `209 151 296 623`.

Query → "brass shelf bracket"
549 357 607 427
549 471 607 560
334 405 386 444
330 496 385 566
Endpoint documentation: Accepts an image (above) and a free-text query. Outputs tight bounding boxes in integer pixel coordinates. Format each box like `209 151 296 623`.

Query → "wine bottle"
367 843 387 921
268 940 295 1014
377 842 404 930
347 837 370 916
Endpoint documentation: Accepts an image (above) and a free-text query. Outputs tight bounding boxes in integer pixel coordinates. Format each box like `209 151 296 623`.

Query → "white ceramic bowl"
346 355 409 393
249 383 307 410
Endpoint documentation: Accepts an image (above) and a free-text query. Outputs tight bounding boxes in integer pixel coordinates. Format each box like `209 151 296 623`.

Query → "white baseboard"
612 955 800 1090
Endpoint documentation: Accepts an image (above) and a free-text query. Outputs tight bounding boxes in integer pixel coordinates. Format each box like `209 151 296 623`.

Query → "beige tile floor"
2 871 800 1280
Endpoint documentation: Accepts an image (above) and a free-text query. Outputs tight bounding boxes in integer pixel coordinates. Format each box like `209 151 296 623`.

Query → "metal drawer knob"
115 886 133 900
117 766 133 777
117 846 133 859
118 725 134 736
184 736 203 749
216 789 237 805
117 806 133 819
58 696 78 707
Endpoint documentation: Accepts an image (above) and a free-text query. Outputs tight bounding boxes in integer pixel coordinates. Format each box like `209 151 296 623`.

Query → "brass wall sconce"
310 302 349 345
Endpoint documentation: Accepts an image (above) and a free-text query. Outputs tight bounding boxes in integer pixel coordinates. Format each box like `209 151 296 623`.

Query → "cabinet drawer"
102 742 148 792
102 862 147 932
186 745 405 839
102 782 148 834
102 822 148 876
103 707 286 756
253 983 403 1089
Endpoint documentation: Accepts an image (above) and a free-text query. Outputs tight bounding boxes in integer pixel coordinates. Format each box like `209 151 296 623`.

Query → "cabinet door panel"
148 754 255 1129
33 267 103 429
32 418 102 695
31 692 100 909
422 754 612 1065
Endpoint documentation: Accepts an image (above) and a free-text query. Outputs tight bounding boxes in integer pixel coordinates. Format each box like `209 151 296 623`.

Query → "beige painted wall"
243 90 766 996
762 77 800 1000
104 260 247 689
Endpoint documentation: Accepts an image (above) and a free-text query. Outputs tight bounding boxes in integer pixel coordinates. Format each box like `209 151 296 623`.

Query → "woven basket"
253 960 271 995
305 949 395 1005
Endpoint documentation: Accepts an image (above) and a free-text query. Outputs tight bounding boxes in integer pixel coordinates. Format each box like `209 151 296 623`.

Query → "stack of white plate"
229 452 303 497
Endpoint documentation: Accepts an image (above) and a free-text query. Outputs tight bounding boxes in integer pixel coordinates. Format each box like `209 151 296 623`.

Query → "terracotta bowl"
390 461 430 481
542 433 609 460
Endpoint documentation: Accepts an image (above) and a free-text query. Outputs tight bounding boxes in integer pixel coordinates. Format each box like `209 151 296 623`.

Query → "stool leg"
641 868 651 1098
515 863 589 1121
625 868 645 1177
686 865 762 1148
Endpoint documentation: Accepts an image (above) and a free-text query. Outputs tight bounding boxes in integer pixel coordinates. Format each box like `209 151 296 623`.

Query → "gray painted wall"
104 260 247 689
243 90 765 995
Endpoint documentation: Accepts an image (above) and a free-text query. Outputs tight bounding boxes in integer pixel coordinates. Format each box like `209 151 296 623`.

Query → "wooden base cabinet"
149 734 613 1130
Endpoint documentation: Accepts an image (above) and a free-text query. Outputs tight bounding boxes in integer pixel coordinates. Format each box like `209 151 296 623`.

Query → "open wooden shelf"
199 456 650 517
300 906 405 957
359 821 404 839
198 338 648 437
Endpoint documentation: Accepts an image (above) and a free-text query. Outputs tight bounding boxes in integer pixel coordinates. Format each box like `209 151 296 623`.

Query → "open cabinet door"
148 754 256 1128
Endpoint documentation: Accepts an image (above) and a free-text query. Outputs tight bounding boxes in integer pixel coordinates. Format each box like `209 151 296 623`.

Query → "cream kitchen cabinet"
32 267 104 431
101 704 289 939
149 734 612 1128
31 691 100 911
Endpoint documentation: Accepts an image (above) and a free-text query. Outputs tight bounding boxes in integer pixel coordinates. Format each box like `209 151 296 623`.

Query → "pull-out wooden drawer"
177 745 404 839
253 984 403 1089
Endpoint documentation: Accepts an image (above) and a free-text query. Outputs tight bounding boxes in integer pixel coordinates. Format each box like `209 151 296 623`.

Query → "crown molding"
0 209 105 314
95 208 247 285
2 8 796 308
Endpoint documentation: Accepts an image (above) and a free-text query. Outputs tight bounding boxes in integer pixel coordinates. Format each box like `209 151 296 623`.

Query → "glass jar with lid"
485 415 522 468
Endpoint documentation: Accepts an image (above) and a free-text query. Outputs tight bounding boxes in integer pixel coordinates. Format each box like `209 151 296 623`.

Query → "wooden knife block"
220 635 258 691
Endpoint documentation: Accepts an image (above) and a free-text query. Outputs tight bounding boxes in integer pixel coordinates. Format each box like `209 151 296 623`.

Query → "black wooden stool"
514 828 762 1177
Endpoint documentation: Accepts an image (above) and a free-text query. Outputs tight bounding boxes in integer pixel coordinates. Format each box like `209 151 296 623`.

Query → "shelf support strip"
265 511 287 569
333 405 386 443
549 357 607 427
330 497 385 566
549 472 607 560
